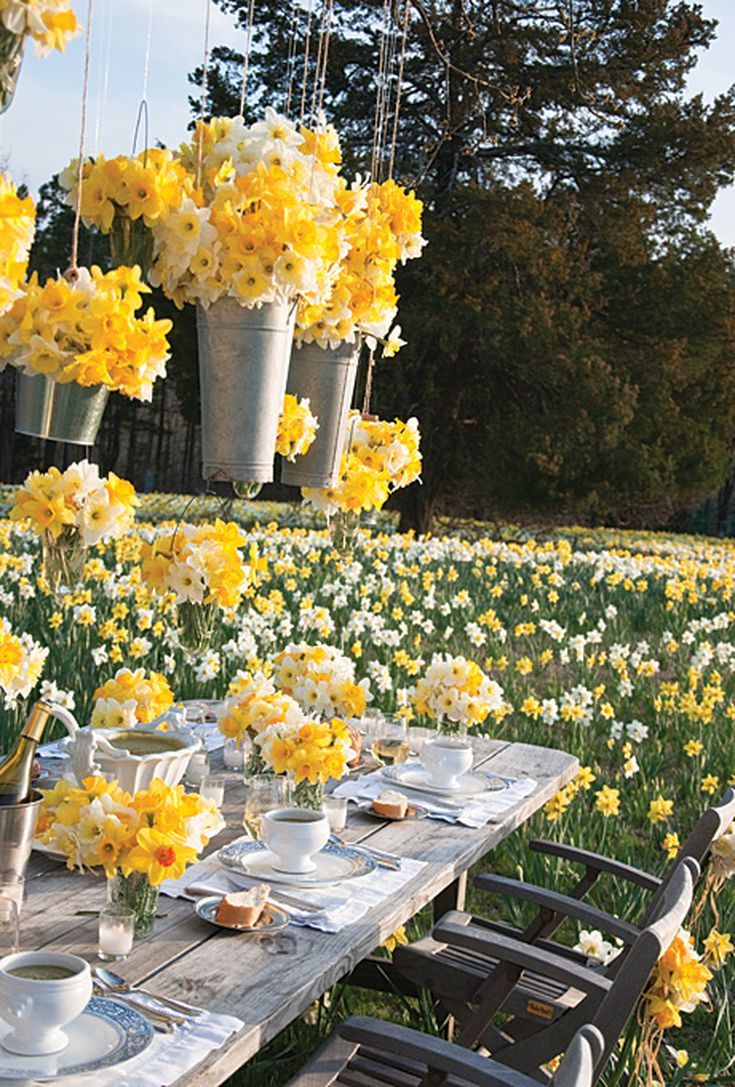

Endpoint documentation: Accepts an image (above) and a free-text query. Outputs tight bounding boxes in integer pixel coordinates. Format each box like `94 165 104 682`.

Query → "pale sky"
1 0 734 243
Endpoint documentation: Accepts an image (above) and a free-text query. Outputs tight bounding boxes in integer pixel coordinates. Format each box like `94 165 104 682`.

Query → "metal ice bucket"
0 792 42 880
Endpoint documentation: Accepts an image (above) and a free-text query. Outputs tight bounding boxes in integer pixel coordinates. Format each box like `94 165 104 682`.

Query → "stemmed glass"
242 775 291 840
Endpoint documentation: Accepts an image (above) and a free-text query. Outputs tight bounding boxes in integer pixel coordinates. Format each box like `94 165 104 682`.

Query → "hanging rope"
70 0 95 276
387 0 410 179
316 0 334 116
131 0 154 157
370 0 393 182
309 0 330 124
196 0 213 189
284 1 300 116
298 0 314 124
92 0 113 154
238 0 256 118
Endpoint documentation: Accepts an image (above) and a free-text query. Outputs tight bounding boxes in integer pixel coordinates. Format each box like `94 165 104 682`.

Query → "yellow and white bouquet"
0 0 79 55
276 394 318 461
0 265 171 401
0 616 47 705
412 654 507 730
273 641 370 718
150 109 348 310
0 172 34 318
256 714 355 786
296 178 425 355
11 460 138 545
92 667 174 726
302 413 422 515
217 670 303 747
711 827 735 881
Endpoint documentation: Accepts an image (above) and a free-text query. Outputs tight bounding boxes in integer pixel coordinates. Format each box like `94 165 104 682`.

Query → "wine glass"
370 715 410 767
242 776 291 840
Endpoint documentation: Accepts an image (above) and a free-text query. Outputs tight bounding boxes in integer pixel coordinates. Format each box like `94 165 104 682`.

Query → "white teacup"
261 807 330 874
0 951 92 1055
420 737 474 790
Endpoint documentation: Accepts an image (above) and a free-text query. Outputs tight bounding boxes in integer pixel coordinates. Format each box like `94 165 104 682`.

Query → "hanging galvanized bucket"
197 297 296 483
15 372 109 445
281 339 360 489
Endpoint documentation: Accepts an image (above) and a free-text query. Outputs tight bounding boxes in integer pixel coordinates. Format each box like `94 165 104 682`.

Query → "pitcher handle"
47 703 81 738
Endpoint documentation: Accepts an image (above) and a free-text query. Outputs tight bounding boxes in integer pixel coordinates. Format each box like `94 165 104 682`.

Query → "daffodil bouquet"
296 178 426 357
0 265 172 400
150 109 350 311
92 667 174 727
412 654 508 733
276 394 318 461
36 776 224 934
59 149 191 274
0 171 34 316
273 641 370 718
10 460 138 596
0 615 47 706
255 714 355 796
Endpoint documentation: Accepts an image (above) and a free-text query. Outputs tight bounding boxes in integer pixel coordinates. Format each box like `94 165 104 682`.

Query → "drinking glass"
0 873 24 955
223 738 244 770
323 795 348 832
242 776 291 840
201 774 226 808
98 906 135 962
407 725 427 759
370 715 410 767
186 750 209 786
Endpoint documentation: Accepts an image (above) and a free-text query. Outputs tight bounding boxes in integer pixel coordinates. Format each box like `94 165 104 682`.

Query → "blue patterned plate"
218 838 377 887
381 763 510 797
0 997 154 1081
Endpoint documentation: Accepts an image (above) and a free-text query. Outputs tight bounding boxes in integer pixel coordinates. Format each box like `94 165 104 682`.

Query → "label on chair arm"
526 999 554 1020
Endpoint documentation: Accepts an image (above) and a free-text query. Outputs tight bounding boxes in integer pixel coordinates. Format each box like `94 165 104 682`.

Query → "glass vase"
109 214 154 277
42 530 87 599
292 778 325 811
328 509 361 558
175 600 217 656
0 30 24 114
106 872 159 938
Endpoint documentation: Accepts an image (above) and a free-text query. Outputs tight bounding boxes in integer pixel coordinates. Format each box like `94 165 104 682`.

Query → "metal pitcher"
0 792 42 880
281 340 360 489
15 372 109 445
196 297 296 484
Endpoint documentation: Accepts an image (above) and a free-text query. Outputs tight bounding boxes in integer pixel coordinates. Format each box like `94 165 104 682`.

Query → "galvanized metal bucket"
15 372 109 445
197 297 296 483
281 340 360 489
0 791 42 881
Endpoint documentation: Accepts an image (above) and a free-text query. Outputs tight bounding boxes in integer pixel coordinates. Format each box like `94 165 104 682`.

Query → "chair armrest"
338 1015 539 1087
432 919 613 997
529 839 662 893
473 873 640 944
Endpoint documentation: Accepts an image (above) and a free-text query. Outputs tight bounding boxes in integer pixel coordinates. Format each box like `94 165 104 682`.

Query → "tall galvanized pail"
197 298 296 483
0 791 42 880
15 372 109 445
281 340 360 489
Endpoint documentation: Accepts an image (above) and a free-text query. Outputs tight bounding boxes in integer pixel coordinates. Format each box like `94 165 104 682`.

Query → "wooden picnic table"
26 737 577 1087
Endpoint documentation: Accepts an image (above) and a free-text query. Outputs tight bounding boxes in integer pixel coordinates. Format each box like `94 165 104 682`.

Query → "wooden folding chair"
393 791 733 1039
287 860 696 1087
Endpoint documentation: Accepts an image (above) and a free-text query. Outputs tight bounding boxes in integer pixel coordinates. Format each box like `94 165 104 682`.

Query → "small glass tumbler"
323 796 348 832
0 873 23 955
223 738 244 770
201 774 226 808
186 750 208 786
98 906 135 962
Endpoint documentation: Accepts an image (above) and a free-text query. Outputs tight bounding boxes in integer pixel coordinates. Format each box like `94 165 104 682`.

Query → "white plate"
381 762 510 797
0 997 153 1081
218 839 377 887
195 895 290 932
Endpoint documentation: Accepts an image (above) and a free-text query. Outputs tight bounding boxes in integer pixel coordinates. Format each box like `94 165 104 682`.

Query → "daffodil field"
1 497 734 1082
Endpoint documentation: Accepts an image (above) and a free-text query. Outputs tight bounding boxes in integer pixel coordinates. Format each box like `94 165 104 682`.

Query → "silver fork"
93 983 182 1032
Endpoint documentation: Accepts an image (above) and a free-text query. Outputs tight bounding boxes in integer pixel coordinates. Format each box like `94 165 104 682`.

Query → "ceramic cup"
420 737 474 790
261 807 330 874
0 951 92 1055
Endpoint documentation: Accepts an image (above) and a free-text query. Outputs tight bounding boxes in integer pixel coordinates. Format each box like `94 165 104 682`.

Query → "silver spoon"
95 965 203 1017
93 983 178 1032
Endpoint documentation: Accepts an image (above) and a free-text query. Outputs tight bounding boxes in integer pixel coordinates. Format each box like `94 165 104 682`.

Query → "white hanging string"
70 0 95 275
92 0 113 154
299 0 314 124
140 0 154 102
238 0 256 118
131 0 154 156
316 0 334 116
284 0 300 116
387 0 410 179
309 0 329 124
196 0 213 188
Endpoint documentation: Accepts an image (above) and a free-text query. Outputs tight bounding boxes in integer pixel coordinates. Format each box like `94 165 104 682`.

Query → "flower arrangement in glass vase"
0 1 79 112
35 776 224 935
92 668 174 727
217 670 304 776
10 460 138 597
411 654 508 736
0 171 34 316
301 412 422 552
58 149 192 274
0 264 172 401
273 642 370 719
140 520 265 655
0 617 47 707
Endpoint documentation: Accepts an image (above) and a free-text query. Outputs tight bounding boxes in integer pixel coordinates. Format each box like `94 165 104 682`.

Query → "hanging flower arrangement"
0 616 47 706
92 667 174 727
272 642 370 719
276 394 319 461
0 171 34 315
0 2 79 112
149 109 349 310
0 265 172 401
10 460 138 595
296 177 425 357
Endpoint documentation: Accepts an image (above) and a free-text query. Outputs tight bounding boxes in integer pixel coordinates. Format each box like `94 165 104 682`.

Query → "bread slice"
215 884 270 927
372 789 408 819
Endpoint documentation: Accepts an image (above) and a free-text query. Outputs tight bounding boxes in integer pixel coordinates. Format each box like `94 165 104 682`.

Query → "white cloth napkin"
333 768 538 827
162 847 427 934
0 1006 242 1087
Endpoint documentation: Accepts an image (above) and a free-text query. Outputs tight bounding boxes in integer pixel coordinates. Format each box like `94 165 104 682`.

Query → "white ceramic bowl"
261 807 330 874
420 737 474 789
0 951 92 1055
